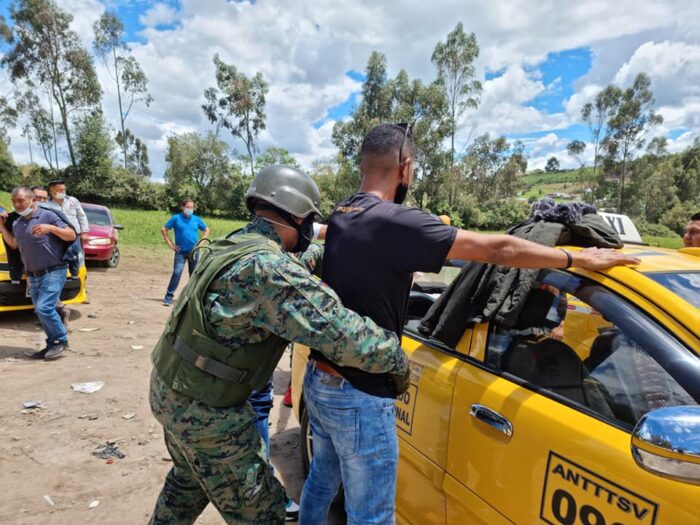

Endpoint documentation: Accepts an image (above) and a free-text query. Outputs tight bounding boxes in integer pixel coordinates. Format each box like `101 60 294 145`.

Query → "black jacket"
418 205 622 348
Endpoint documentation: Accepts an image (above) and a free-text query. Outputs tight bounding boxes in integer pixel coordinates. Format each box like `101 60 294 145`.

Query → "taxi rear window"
646 271 700 308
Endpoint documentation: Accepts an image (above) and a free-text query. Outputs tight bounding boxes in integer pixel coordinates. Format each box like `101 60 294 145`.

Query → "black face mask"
394 183 409 205
292 215 315 253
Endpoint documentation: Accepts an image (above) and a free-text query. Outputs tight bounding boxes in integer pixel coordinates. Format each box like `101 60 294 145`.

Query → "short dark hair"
31 185 46 193
48 179 65 188
180 198 194 207
360 123 415 161
691 212 700 221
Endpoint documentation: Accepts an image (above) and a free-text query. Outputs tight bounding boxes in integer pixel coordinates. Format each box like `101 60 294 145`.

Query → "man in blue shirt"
0 186 77 360
161 198 209 306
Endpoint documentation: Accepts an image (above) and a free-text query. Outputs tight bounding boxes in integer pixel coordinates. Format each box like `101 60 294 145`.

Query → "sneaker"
285 496 299 522
24 348 48 359
283 384 293 408
162 299 172 307
44 341 67 360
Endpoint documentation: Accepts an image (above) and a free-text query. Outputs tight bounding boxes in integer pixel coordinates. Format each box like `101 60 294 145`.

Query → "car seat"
501 338 614 417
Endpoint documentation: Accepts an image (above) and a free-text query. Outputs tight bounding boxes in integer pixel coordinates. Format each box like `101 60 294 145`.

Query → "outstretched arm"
447 230 640 271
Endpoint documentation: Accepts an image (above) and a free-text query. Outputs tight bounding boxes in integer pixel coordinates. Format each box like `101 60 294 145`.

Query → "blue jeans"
300 362 398 525
249 380 274 462
164 250 197 303
28 267 68 345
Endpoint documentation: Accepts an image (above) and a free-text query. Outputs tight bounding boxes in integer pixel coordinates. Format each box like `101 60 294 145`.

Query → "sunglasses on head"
397 122 413 165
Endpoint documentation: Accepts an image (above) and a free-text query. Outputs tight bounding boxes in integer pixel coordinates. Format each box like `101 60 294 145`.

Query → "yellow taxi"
292 245 700 525
0 231 87 313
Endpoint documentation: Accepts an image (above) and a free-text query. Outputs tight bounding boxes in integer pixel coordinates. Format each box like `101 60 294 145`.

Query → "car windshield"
84 208 111 227
645 271 700 309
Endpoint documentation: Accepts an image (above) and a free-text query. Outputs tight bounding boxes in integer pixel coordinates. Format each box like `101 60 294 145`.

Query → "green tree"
332 51 392 162
0 136 21 190
581 86 621 193
202 54 268 177
331 53 451 208
431 22 482 169
116 128 151 178
545 156 560 172
603 73 662 212
461 133 526 204
255 146 299 169
93 11 153 170
3 0 102 167
15 89 59 169
164 131 234 214
676 137 700 205
67 109 114 199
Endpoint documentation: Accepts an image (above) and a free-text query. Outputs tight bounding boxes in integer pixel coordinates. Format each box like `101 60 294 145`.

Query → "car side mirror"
631 406 700 484
114 224 124 230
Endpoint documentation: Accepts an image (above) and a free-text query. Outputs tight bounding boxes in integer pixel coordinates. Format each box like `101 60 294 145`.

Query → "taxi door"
444 271 700 525
395 328 468 525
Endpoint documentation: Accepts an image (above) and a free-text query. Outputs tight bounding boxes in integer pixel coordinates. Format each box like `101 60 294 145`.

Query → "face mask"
293 216 315 253
54 192 66 200
183 208 193 217
15 204 34 217
394 183 409 205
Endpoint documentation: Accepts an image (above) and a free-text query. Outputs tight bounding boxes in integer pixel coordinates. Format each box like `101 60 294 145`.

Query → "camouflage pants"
148 370 286 525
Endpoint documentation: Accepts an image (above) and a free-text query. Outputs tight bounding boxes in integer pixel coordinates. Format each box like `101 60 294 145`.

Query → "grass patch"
110 207 246 249
642 236 684 249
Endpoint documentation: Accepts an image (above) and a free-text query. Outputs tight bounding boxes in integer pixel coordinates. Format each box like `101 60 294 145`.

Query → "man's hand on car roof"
573 247 641 270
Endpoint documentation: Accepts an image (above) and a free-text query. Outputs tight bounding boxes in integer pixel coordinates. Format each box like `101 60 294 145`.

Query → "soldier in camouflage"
148 165 407 525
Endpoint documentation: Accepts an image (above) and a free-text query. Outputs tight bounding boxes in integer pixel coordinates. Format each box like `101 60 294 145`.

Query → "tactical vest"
151 233 291 407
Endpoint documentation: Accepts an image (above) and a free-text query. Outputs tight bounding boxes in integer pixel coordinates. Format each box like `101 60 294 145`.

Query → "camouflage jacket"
203 218 407 375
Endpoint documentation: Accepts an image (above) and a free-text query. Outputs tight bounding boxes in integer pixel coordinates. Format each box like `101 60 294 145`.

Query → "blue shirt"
164 213 207 252
12 207 69 272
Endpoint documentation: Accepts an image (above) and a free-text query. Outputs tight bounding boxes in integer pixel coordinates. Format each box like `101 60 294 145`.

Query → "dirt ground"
0 252 343 524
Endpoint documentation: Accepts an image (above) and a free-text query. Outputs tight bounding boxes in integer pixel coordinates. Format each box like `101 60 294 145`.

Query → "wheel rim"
110 247 119 265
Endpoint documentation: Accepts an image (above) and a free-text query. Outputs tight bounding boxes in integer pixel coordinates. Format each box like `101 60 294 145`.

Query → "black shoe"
44 341 67 360
24 348 48 359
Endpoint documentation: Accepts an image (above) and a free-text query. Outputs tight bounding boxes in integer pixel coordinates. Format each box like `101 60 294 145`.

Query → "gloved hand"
390 367 410 395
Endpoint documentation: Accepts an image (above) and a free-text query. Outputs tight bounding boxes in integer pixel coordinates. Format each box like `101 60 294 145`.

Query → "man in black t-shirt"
299 124 639 525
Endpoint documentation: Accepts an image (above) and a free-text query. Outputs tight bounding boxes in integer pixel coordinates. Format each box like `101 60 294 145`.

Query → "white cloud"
4 0 700 180
139 3 179 28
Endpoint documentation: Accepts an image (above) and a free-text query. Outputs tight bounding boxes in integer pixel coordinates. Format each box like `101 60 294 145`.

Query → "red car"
82 203 123 268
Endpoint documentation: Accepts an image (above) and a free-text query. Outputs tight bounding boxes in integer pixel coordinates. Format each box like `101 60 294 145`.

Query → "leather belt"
28 264 67 277
311 359 344 378
173 336 250 383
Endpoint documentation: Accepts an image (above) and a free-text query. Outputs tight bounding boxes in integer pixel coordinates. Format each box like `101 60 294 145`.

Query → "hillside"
520 167 593 200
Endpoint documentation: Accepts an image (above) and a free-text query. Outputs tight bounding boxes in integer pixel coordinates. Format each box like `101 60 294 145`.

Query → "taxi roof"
565 243 699 341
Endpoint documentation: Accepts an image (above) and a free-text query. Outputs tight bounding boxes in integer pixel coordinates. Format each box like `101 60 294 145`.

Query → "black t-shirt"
311 192 457 397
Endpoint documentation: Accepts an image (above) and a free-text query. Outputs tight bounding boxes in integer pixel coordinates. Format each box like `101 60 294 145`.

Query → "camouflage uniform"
149 218 407 525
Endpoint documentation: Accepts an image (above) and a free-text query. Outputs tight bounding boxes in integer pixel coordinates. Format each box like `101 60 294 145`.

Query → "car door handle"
470 404 513 438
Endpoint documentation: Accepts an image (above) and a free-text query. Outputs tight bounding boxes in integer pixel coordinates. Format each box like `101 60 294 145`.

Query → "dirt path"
0 253 341 524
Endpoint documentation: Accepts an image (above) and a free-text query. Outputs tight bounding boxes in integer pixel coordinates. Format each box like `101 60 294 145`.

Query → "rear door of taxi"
445 269 700 525
394 294 477 525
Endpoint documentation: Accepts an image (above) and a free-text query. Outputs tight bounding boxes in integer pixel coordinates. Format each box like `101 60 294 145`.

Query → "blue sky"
2 0 699 175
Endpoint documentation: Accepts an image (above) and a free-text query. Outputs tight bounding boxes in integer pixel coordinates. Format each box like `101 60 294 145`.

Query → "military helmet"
245 164 322 218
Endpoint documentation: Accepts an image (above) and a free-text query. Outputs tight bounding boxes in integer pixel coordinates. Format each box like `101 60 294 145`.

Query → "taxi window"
485 271 699 429
645 271 700 309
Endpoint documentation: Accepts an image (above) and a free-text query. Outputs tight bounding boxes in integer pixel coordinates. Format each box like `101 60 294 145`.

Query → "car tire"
300 404 313 477
105 245 120 268
299 401 345 508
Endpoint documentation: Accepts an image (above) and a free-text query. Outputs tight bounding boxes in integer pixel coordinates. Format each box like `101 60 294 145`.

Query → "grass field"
0 190 683 251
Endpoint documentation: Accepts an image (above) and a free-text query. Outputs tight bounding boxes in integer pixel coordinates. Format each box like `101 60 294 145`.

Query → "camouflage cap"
245 165 323 219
